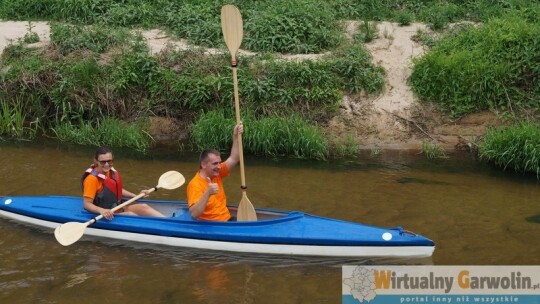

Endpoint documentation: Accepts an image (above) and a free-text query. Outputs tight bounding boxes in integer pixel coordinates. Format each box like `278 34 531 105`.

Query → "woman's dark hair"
95 146 113 159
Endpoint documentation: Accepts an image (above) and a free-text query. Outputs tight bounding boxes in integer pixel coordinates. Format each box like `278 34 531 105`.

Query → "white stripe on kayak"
0 210 435 257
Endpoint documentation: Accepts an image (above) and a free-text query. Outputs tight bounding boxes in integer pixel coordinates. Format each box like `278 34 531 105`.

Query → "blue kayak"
0 196 435 257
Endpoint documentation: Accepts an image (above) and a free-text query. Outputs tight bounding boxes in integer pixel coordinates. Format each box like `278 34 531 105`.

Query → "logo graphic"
343 266 377 302
342 266 540 304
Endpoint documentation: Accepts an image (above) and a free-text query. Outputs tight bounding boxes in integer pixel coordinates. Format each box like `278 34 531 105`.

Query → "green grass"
50 22 132 55
421 140 447 159
411 12 540 118
480 122 540 178
333 133 359 158
0 97 39 139
52 117 153 152
191 110 328 160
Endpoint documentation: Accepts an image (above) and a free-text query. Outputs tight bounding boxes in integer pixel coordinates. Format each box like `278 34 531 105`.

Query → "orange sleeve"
220 162 230 178
83 175 101 199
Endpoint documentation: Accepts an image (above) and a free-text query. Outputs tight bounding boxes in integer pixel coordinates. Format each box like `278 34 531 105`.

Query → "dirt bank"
0 21 502 151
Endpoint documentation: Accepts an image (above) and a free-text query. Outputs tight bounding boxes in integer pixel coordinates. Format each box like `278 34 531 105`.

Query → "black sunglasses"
98 159 114 165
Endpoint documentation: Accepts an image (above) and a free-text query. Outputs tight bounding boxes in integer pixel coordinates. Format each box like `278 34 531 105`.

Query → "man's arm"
225 123 243 170
188 178 219 219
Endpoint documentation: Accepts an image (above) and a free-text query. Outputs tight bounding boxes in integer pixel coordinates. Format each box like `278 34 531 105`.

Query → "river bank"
0 20 503 152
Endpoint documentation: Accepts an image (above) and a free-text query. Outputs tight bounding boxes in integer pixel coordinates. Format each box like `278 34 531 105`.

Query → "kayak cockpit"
143 200 289 222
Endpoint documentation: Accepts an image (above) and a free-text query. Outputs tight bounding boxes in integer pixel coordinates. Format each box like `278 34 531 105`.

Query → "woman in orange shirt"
82 146 164 220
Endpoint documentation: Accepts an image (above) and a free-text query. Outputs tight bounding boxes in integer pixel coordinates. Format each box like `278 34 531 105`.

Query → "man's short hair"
199 149 220 166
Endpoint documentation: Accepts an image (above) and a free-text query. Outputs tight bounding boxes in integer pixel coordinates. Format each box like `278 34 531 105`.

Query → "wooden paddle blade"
54 222 88 246
221 4 243 57
157 171 185 190
236 192 257 221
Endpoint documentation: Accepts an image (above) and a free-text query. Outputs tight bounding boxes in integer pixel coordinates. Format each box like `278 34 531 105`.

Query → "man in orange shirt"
187 123 243 221
82 146 164 220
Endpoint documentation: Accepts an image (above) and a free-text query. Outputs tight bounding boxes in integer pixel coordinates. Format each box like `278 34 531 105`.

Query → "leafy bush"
243 0 343 53
50 22 132 55
109 37 162 92
162 1 223 48
396 11 414 26
411 13 540 117
332 44 385 94
0 0 56 19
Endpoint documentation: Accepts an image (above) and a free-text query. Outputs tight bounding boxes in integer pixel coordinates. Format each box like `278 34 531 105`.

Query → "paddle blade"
236 192 257 221
221 4 243 57
54 222 88 246
157 171 185 190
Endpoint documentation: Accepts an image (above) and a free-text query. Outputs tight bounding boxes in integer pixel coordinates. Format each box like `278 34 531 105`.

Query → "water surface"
1 141 538 303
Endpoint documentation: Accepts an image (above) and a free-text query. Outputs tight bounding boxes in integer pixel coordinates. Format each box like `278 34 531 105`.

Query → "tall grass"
421 140 447 159
411 12 540 117
52 117 152 152
0 97 39 139
191 110 328 160
480 122 540 178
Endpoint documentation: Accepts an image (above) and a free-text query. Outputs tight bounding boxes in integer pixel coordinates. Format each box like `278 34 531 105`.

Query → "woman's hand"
101 208 114 220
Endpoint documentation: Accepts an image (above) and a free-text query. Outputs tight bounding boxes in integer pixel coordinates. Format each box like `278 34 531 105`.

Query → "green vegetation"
191 110 328 160
52 117 152 152
370 147 382 157
0 20 383 158
411 12 540 118
333 134 359 158
354 21 379 43
2 0 539 49
480 122 540 178
421 140 447 159
0 0 539 167
0 97 38 139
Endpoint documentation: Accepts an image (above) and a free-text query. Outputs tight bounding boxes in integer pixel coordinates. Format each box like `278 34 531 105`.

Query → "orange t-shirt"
187 162 230 221
83 173 106 199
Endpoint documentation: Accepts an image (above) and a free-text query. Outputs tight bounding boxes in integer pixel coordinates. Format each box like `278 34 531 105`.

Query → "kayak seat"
172 208 196 221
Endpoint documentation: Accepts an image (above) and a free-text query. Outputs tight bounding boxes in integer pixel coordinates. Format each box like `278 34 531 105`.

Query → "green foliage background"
0 0 539 170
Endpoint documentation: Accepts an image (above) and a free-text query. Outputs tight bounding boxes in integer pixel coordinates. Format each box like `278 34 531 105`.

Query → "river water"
1 141 539 303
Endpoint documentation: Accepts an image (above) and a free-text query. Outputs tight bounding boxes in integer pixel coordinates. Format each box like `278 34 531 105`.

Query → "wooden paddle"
221 4 257 221
54 170 185 246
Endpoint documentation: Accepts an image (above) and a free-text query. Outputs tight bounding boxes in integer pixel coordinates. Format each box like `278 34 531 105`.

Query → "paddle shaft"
232 64 247 189
86 186 158 225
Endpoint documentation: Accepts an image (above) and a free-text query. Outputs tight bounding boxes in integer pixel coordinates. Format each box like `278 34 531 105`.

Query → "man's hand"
206 177 219 195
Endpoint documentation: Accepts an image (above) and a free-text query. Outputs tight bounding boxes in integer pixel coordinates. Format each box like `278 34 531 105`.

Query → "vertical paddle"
221 4 257 221
54 171 185 246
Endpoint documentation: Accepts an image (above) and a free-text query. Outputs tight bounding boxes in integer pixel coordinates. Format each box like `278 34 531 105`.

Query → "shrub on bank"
411 13 540 118
480 122 540 178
